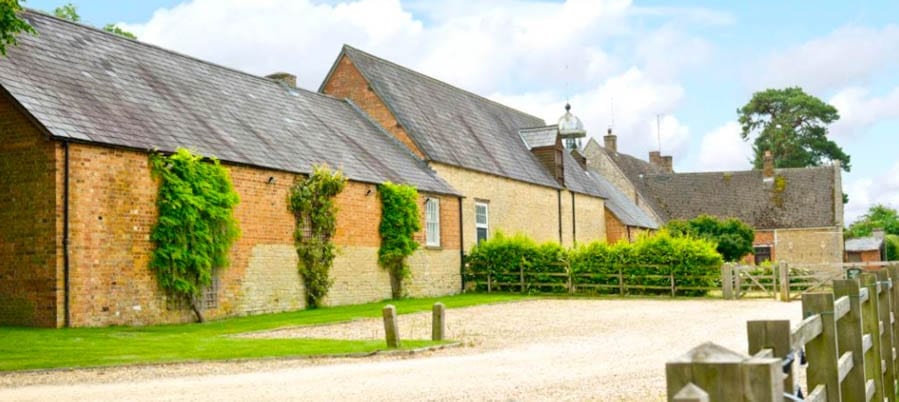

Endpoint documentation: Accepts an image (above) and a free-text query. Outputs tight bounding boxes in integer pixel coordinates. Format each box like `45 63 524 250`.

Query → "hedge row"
464 232 724 296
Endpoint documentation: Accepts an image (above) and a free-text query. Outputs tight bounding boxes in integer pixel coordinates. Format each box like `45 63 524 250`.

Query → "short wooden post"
734 268 743 299
487 272 492 293
666 342 781 401
802 292 842 402
721 264 734 300
833 279 869 401
779 262 790 301
747 320 794 395
519 262 525 293
861 273 885 402
875 270 897 402
670 270 676 297
432 302 445 341
672 383 709 402
618 266 625 296
382 304 400 348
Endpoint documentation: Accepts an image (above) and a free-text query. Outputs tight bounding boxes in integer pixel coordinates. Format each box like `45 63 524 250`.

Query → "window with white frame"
475 201 489 243
425 198 440 247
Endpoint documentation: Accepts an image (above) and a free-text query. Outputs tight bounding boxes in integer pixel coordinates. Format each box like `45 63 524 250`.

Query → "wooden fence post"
888 266 899 377
672 383 709 402
779 262 790 301
746 320 794 395
519 262 525 294
802 292 842 402
861 273 886 402
618 266 625 296
432 302 445 341
833 279 869 401
875 269 897 402
721 264 734 300
666 342 781 401
671 270 676 298
382 304 400 348
734 267 742 299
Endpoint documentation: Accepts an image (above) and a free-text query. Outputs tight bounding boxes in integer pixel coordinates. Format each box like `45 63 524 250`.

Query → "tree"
738 87 850 172
53 3 137 39
665 215 755 262
0 0 36 56
846 204 899 238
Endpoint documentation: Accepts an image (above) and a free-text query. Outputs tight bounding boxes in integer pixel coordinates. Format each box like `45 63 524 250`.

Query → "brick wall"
0 94 60 327
59 143 459 327
606 209 628 244
321 55 425 159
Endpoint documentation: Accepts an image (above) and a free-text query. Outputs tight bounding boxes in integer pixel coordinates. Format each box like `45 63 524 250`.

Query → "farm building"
320 45 615 249
844 230 885 263
0 11 462 327
584 134 845 265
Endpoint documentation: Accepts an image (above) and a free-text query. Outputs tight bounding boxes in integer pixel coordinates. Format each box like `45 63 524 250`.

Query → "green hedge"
465 232 723 296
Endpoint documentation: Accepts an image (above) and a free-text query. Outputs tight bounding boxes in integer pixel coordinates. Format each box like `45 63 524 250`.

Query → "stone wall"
583 140 662 223
571 192 606 245
0 94 60 327
774 228 844 266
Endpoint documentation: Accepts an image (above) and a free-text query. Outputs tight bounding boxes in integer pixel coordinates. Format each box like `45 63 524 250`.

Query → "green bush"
665 215 754 262
378 182 421 299
887 234 899 261
466 231 723 296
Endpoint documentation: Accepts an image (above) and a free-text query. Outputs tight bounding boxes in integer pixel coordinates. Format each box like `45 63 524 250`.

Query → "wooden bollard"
432 302 445 341
383 304 400 348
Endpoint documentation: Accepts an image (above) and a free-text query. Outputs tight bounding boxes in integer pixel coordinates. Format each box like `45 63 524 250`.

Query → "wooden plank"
889 266 899 386
672 383 709 402
862 273 886 402
721 264 734 300
864 334 873 354
779 262 790 301
860 287 869 303
805 385 827 402
834 279 870 402
838 351 854 382
742 355 783 402
834 295 851 321
802 292 842 402
875 270 897 402
866 379 875 402
747 320 794 395
791 314 824 350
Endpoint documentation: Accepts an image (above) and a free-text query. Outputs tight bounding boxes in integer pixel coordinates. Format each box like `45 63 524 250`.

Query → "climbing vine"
289 165 346 308
149 148 240 323
378 182 421 299
772 174 787 208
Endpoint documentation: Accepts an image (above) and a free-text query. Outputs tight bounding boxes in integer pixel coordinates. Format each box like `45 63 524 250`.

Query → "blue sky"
22 0 899 223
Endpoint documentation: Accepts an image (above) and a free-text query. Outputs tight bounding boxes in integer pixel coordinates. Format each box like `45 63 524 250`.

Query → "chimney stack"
649 151 662 168
266 72 297 88
763 150 774 179
603 128 617 153
661 155 673 173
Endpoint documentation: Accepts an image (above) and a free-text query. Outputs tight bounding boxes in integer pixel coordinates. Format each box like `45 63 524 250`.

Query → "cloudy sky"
25 0 899 223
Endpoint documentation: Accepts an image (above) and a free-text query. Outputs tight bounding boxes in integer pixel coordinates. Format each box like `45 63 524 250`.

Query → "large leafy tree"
53 2 136 39
738 87 850 172
0 0 36 56
846 204 899 238
665 215 755 262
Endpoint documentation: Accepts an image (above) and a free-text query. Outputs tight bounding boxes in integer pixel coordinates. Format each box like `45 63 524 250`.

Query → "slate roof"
637 167 838 229
845 236 883 252
327 45 562 189
0 11 457 196
587 172 658 229
519 126 558 149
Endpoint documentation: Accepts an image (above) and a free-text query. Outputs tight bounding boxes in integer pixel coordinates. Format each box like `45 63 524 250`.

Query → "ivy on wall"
288 165 346 308
149 148 240 323
377 182 421 299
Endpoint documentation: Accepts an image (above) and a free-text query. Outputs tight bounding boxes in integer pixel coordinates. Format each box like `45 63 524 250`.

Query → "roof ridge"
342 44 547 124
23 9 332 100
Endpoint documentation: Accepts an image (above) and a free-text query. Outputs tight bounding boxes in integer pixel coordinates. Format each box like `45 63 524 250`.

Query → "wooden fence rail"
667 266 899 401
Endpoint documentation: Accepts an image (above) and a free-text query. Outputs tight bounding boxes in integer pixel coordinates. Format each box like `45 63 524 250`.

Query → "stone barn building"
0 12 461 327
320 45 609 250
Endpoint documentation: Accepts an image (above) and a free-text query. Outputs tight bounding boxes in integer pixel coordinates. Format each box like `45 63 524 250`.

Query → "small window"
475 201 489 243
753 246 772 265
425 198 440 247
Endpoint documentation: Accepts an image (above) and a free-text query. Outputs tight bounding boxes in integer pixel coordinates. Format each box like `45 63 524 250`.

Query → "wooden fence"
667 265 899 401
467 263 721 296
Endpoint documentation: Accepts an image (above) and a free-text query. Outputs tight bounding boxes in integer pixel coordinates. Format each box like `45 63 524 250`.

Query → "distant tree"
846 204 899 238
53 3 137 39
0 0 36 56
738 87 850 172
665 215 755 262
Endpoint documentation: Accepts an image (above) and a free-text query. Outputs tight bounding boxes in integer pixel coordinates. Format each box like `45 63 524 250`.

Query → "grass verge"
0 293 526 371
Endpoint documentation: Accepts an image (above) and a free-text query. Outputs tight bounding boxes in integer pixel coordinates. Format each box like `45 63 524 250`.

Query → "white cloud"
696 121 752 172
752 25 899 93
845 162 899 224
829 86 899 138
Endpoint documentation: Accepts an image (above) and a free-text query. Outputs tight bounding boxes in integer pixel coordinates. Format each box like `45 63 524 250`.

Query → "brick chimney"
649 151 662 168
763 150 774 179
661 155 673 173
603 128 617 153
266 72 297 88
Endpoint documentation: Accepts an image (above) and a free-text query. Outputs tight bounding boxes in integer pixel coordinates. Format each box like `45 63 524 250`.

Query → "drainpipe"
458 197 464 292
63 141 71 328
557 190 562 243
571 192 576 246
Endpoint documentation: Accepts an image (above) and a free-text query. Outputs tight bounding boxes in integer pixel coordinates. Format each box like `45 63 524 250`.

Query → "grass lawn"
0 293 526 372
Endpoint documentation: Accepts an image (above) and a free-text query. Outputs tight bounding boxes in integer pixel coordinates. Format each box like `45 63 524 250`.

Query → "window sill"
425 245 443 250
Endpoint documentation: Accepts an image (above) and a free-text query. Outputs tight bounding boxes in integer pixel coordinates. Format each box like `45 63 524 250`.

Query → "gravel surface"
0 298 802 401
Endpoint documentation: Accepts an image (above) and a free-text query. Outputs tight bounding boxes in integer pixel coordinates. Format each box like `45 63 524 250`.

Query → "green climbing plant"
288 165 347 308
149 148 240 323
378 182 421 299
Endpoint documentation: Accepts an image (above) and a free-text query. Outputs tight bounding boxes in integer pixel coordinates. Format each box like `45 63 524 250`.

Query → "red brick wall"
605 208 628 244
322 55 425 159
0 95 60 327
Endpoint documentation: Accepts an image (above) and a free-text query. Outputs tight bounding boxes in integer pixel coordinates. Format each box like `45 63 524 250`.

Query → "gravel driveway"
0 298 801 401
